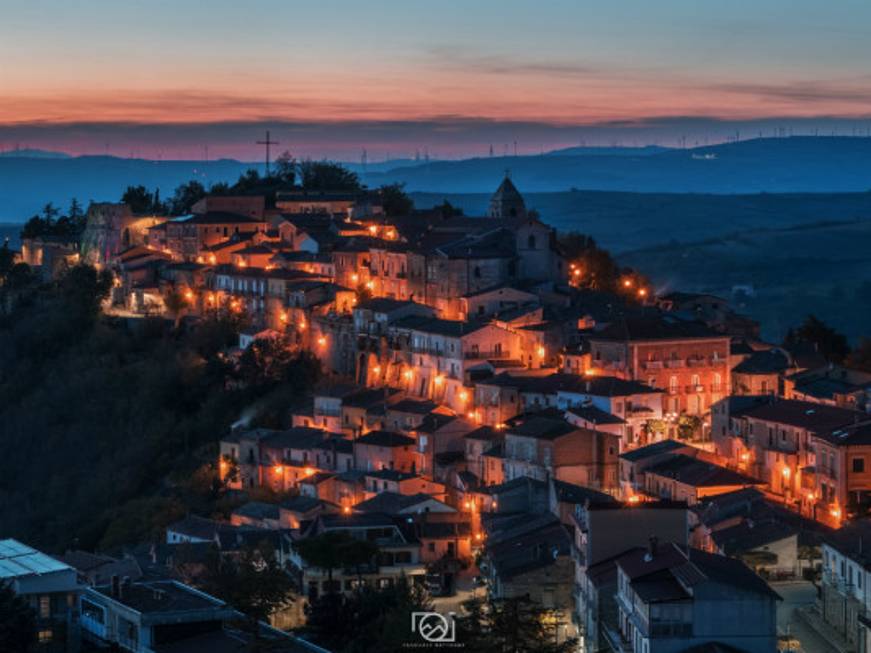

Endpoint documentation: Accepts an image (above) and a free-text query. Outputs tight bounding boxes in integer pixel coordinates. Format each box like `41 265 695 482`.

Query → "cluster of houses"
9 177 871 653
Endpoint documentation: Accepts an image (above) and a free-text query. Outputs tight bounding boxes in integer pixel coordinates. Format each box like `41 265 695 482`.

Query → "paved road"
772 581 837 653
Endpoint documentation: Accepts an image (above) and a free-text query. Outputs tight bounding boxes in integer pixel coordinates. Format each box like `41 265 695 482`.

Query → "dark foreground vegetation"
0 263 319 552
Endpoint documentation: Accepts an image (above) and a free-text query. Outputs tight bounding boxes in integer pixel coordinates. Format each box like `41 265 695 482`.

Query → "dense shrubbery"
0 265 319 552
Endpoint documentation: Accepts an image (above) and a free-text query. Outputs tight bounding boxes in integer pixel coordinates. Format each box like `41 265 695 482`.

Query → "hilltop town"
3 169 871 653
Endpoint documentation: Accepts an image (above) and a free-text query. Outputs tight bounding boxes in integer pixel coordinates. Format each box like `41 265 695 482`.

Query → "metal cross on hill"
256 130 280 176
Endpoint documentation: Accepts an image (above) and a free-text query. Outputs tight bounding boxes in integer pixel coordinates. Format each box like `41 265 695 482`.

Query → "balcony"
464 350 507 360
666 359 686 369
687 357 709 367
685 384 705 393
643 361 663 370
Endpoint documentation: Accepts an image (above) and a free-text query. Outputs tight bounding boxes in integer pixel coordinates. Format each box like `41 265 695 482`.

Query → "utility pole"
256 130 279 176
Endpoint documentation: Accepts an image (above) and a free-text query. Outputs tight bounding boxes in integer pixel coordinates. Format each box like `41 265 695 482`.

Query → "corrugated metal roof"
0 539 72 578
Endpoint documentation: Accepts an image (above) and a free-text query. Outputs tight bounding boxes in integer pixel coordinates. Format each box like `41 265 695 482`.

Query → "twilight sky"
3 0 871 160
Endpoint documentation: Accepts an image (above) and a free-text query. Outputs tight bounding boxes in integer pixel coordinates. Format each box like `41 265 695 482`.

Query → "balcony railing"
685 384 705 393
643 361 663 370
464 350 508 360
666 359 685 369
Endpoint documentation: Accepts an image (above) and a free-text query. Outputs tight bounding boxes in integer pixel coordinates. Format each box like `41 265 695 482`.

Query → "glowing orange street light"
475 532 483 541
831 506 842 520
573 269 582 277
627 495 641 504
782 466 791 478
304 467 315 477
368 225 378 235
584 368 596 377
317 336 327 347
740 452 750 461
434 375 445 386
458 390 469 402
299 321 307 331
403 369 414 380
365 280 375 290
373 365 381 375
184 289 194 301
208 254 217 264
537 346 546 358
464 501 473 510
273 465 283 475
351 273 359 283
623 278 633 288
638 288 648 298
342 505 352 515
279 312 288 323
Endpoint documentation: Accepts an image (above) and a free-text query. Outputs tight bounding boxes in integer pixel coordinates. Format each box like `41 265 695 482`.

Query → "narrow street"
772 581 838 653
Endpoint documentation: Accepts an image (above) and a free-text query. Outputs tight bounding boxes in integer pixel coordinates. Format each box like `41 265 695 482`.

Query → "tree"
304 577 431 653
435 199 463 218
68 197 83 220
455 595 577 653
121 185 155 214
846 338 871 373
163 288 188 328
0 241 15 282
294 531 377 594
200 542 294 631
379 183 413 217
59 264 113 323
784 314 850 364
274 150 297 185
299 160 362 192
676 414 703 441
0 581 36 653
169 180 207 215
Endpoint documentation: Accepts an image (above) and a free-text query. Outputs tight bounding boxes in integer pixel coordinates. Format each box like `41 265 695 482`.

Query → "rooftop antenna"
256 130 279 176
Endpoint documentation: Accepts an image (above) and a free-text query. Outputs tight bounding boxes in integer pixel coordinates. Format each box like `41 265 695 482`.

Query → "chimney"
110 575 120 598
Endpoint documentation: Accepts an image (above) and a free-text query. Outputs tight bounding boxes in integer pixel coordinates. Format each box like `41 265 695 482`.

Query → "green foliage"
199 542 294 627
0 276 319 552
238 338 320 390
435 199 464 218
19 202 86 241
299 160 362 192
295 531 378 589
274 150 297 185
456 595 577 653
0 581 36 653
121 185 166 214
304 577 432 653
784 314 850 363
169 180 207 215
379 183 414 217
676 414 703 440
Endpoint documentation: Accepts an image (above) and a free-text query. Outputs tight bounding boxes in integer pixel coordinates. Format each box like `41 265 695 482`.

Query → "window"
428 542 435 552
853 458 865 473
473 266 481 278
39 595 50 618
38 630 53 643
528 234 537 249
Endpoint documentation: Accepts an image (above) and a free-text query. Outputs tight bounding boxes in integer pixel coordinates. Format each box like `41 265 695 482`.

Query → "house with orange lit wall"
415 515 473 564
458 285 540 321
503 417 620 492
387 316 521 413
712 397 871 524
165 211 266 260
352 430 418 473
642 453 765 506
587 315 730 421
362 470 446 499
